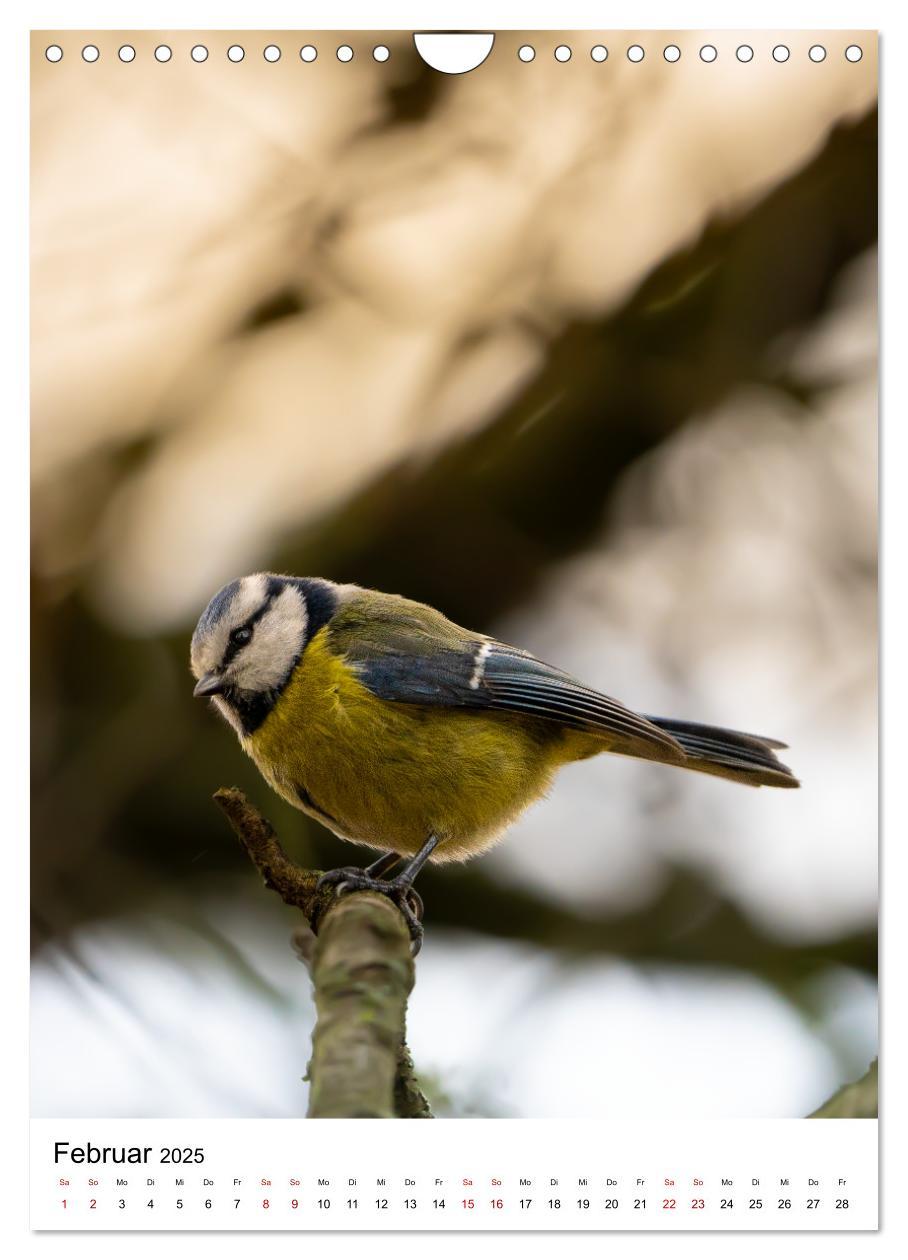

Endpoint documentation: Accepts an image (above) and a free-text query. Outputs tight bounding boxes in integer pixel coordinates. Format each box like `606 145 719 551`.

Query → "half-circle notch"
413 33 495 75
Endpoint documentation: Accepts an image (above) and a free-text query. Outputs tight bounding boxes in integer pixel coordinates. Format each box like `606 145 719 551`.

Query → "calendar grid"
31 1118 878 1231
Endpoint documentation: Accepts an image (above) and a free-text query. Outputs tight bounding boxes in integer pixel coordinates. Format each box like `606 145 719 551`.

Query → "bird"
191 573 798 947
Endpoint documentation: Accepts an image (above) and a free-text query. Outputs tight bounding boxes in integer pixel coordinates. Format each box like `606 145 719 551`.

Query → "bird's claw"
316 865 367 892
317 868 425 955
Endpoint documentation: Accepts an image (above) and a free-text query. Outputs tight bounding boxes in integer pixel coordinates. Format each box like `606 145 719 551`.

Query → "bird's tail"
642 715 800 789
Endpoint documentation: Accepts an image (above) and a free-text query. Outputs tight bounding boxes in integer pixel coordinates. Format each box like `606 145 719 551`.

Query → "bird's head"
190 573 318 735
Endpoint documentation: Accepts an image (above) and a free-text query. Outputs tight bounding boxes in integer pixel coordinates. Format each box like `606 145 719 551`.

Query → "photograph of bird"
191 573 798 946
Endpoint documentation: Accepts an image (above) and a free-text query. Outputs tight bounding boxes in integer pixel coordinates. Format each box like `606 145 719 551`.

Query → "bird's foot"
317 867 425 955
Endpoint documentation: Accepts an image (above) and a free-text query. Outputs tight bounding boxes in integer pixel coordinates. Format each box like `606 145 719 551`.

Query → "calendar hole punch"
413 33 494 75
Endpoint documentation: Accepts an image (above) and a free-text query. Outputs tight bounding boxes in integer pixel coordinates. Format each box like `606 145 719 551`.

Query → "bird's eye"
230 626 252 646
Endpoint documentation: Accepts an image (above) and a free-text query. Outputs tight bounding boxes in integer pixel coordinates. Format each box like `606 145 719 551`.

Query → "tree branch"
308 892 416 1117
212 786 429 1118
212 787 329 921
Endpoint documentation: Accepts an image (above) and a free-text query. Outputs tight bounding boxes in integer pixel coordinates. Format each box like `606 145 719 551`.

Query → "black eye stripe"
220 593 278 667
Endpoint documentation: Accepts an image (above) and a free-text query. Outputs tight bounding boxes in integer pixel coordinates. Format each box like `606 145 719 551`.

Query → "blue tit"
191 574 798 940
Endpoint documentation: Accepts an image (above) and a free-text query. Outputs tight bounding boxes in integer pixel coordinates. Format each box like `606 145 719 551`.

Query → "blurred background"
31 30 877 1118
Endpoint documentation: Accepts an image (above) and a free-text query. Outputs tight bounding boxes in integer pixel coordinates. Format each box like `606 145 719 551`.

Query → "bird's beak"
193 672 226 698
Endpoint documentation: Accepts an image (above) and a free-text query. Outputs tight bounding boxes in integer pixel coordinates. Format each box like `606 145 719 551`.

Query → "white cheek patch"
231 586 309 694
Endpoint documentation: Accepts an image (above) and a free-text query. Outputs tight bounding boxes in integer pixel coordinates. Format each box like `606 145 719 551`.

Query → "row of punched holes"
45 41 866 65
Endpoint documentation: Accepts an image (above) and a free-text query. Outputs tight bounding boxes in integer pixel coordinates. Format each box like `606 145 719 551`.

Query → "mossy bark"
394 1042 434 1119
307 892 415 1118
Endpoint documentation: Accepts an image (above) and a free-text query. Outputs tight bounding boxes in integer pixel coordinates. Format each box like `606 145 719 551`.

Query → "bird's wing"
328 594 683 759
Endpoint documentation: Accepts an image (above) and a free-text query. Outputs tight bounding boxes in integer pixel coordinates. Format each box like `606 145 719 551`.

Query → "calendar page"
29 20 879 1236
